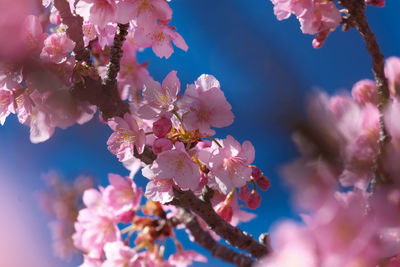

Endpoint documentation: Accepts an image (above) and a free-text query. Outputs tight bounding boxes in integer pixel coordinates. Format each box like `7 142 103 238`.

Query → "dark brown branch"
339 0 391 186
103 23 129 91
168 188 270 259
53 0 92 65
171 208 254 267
54 0 129 120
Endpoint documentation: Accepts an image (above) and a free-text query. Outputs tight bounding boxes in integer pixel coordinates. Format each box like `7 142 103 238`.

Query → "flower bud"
215 201 233 222
351 79 378 105
365 0 385 7
255 176 271 191
251 167 262 180
118 210 135 224
153 118 172 138
246 189 261 209
238 185 251 202
152 138 173 154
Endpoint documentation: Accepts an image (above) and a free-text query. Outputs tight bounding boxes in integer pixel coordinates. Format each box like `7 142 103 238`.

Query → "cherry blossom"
107 113 146 161
208 135 255 194
142 142 200 191
179 74 234 136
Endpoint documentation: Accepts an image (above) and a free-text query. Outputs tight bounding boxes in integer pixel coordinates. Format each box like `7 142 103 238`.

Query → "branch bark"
53 0 92 65
53 0 129 120
339 0 391 187
168 187 270 259
171 208 254 267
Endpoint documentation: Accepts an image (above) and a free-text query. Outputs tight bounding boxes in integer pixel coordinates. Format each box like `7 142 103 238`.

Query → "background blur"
1 0 400 266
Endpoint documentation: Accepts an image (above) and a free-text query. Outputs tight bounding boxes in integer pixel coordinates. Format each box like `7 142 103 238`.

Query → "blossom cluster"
256 56 400 266
269 0 385 48
73 173 208 266
37 171 95 260
1 0 273 265
0 0 188 142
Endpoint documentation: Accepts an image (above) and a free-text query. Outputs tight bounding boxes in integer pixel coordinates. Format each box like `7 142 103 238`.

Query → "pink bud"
365 0 385 7
255 176 271 191
246 190 261 209
312 28 332 49
198 173 208 189
153 118 172 138
196 140 212 149
215 202 233 222
118 210 135 223
238 185 251 202
351 79 378 105
152 138 173 154
251 167 262 180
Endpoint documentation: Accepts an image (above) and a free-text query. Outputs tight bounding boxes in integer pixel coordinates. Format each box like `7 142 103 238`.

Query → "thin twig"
339 0 391 187
171 208 254 267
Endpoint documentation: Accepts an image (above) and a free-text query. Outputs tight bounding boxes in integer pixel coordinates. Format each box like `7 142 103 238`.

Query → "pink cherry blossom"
208 135 254 194
40 32 76 64
134 22 188 59
73 189 120 259
168 250 207 267
0 62 23 90
73 207 121 259
107 113 146 161
22 15 48 54
102 173 142 222
271 0 341 35
116 0 172 29
144 178 174 204
179 74 234 136
152 138 173 154
385 56 400 95
299 1 341 35
256 221 318 267
351 79 378 105
0 89 14 125
139 71 180 119
142 142 200 191
75 0 117 28
117 44 151 101
102 241 140 267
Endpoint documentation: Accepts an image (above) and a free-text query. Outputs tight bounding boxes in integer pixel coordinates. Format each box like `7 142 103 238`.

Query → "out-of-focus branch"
168 187 270 259
53 0 92 65
53 0 129 119
339 0 392 187
171 208 254 267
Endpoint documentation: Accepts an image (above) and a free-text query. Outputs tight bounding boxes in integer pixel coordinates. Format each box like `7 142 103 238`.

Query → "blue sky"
1 1 400 266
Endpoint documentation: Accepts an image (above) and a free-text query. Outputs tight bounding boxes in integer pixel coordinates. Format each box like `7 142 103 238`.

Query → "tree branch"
171 208 254 267
53 0 92 65
103 23 129 91
168 188 270 259
53 0 129 120
339 0 392 187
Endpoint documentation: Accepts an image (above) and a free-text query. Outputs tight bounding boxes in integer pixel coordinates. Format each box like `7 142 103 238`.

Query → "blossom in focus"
139 71 180 119
142 142 200 191
75 0 117 28
208 135 254 194
107 113 146 161
179 74 234 136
